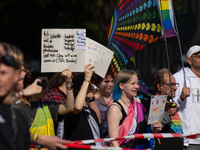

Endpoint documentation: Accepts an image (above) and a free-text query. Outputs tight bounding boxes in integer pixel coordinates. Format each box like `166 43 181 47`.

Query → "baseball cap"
187 45 200 57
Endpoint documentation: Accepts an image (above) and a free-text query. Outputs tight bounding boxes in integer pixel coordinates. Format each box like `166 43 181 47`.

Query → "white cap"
187 45 200 57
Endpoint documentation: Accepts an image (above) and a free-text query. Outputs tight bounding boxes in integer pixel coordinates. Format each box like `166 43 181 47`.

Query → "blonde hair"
112 69 138 101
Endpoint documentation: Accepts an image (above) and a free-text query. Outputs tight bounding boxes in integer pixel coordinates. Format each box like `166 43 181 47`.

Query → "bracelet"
84 79 91 83
89 97 95 103
84 79 99 90
66 82 73 90
32 133 41 145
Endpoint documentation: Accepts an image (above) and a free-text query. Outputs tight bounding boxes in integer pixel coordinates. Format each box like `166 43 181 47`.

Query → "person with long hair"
107 69 162 148
43 71 73 139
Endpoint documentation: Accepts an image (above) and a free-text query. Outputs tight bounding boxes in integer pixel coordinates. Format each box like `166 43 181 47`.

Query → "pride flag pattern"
29 101 55 136
107 0 161 94
157 0 177 37
170 113 183 134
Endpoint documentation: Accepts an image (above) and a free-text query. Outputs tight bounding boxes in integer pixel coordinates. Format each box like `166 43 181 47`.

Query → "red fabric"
42 87 66 104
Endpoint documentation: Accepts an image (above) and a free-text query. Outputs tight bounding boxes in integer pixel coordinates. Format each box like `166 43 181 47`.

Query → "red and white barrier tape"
66 144 149 150
72 133 200 145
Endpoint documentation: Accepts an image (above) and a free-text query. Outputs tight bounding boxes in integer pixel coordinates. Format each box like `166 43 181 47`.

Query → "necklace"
120 97 129 108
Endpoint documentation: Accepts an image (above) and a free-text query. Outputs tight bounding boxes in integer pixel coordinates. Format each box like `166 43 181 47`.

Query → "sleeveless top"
113 101 127 126
95 96 113 135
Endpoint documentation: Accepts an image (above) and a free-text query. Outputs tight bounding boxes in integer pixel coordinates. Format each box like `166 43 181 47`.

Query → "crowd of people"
0 42 200 150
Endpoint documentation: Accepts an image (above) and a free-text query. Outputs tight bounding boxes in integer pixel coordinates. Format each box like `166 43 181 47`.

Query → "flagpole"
171 0 187 87
159 0 174 102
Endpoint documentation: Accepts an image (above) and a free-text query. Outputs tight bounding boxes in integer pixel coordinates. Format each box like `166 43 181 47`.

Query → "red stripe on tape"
94 139 105 143
153 133 164 138
172 133 182 138
73 140 84 144
67 144 91 149
134 134 144 139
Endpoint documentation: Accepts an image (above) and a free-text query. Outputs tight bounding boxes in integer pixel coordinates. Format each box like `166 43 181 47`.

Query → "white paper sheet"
85 37 114 78
147 95 167 125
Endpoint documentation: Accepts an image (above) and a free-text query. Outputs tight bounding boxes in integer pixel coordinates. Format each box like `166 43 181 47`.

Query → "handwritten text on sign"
41 29 86 72
85 37 114 78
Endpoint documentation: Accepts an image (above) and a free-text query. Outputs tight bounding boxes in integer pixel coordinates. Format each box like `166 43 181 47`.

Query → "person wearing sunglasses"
174 45 200 149
154 68 183 150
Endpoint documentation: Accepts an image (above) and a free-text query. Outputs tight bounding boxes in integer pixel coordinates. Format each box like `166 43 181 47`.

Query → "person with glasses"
154 68 183 150
174 45 200 150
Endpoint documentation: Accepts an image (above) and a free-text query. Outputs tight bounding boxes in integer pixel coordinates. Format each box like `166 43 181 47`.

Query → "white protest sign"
85 37 114 78
41 29 86 72
147 95 167 124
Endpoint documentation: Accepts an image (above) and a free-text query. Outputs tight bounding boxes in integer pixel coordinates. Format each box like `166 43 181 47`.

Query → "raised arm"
58 68 74 115
107 104 121 147
73 63 95 114
19 79 43 97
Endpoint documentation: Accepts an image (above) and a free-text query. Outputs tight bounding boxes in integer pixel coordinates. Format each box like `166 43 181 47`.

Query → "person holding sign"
42 71 74 139
64 63 103 147
153 68 183 150
106 69 162 148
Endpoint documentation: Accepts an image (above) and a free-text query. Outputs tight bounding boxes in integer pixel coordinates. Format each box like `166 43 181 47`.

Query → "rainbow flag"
107 7 119 48
29 101 55 136
157 0 177 37
107 0 161 95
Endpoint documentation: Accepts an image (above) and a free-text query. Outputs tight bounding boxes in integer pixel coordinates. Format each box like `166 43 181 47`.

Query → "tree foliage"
0 0 116 59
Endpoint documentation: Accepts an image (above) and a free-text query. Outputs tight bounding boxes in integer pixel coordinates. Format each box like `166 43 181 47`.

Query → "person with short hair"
89 68 114 137
0 42 72 150
174 45 200 149
154 68 183 150
0 47 30 150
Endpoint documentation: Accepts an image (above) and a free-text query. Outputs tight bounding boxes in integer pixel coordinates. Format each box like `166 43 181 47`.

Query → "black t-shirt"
0 104 30 150
64 106 101 143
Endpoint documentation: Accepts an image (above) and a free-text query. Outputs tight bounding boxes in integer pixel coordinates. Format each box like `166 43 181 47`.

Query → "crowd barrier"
30 133 200 150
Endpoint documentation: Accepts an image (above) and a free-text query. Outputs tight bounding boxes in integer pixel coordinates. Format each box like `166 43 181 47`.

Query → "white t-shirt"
187 68 200 144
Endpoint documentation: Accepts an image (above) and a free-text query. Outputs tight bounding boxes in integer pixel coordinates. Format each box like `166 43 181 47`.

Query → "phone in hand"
37 77 48 90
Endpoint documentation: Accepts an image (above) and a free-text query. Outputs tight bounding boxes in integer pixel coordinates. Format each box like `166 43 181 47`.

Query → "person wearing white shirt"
173 45 200 150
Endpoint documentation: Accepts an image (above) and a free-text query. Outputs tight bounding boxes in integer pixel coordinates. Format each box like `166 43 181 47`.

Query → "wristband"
89 97 95 103
84 79 99 90
32 133 41 145
84 79 91 83
66 82 73 90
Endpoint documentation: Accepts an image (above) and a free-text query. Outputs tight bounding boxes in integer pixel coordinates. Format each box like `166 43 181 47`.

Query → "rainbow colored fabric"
29 101 55 136
107 0 161 94
170 113 183 134
157 0 177 37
